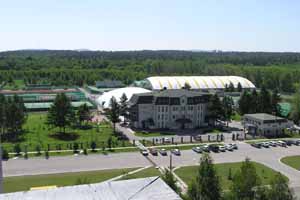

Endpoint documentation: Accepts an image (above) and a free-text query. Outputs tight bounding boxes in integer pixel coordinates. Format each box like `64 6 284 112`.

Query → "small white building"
129 89 210 130
243 113 293 136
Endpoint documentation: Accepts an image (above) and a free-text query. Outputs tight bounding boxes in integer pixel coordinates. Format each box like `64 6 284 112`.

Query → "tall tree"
119 93 128 123
47 93 75 133
249 89 259 113
188 153 221 200
228 82 235 92
77 103 91 126
258 86 272 113
271 89 281 116
207 94 224 126
162 169 180 194
291 84 300 125
230 158 261 200
108 97 120 134
222 96 234 126
239 91 251 115
237 82 243 92
268 173 295 200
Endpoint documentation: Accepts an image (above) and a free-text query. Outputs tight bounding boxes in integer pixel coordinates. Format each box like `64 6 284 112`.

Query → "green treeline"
1 50 300 92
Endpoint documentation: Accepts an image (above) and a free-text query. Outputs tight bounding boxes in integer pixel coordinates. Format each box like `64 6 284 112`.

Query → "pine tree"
237 82 243 92
268 173 295 200
47 93 75 134
238 91 251 115
108 97 120 134
258 86 272 113
292 84 300 125
249 89 259 113
230 158 261 200
229 82 235 92
222 96 234 126
119 93 128 123
162 169 180 193
207 94 224 126
77 103 91 127
188 153 221 200
271 89 281 116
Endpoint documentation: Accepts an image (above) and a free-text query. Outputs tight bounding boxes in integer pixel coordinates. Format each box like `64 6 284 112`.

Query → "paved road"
3 152 151 177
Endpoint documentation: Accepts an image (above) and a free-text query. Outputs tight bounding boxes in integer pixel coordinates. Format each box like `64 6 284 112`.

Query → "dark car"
149 148 158 156
295 140 300 146
283 140 293 146
159 149 167 156
251 143 261 148
209 144 219 153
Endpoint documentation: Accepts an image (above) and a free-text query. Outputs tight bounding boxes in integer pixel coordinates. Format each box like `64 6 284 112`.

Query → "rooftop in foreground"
0 177 182 200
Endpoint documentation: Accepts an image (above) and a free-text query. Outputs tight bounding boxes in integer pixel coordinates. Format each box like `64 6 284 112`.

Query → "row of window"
157 105 204 112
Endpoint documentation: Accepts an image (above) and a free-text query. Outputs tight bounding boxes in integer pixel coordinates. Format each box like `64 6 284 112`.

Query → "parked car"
209 144 219 153
149 148 158 156
261 142 270 148
269 141 277 147
229 143 238 150
159 149 167 156
294 140 300 146
225 144 234 151
171 148 181 156
164 137 171 143
283 140 293 146
277 140 287 147
192 146 203 153
219 145 226 152
141 150 149 156
251 143 261 148
202 145 210 152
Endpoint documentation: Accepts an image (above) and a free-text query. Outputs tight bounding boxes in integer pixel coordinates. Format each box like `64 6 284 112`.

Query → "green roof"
278 102 291 117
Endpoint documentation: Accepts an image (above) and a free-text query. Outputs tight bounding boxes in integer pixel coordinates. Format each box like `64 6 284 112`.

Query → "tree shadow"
49 132 79 141
1 130 27 143
73 124 93 130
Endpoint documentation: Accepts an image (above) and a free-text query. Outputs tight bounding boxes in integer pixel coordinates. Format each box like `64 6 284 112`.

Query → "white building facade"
129 90 210 130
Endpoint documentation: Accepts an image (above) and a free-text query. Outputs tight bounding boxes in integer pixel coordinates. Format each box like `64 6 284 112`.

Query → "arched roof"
96 87 151 108
145 76 255 90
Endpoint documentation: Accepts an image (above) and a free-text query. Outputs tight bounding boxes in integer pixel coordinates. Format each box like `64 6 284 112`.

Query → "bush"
14 144 21 156
73 142 79 153
91 141 97 152
2 148 9 160
36 145 42 156
83 148 88 155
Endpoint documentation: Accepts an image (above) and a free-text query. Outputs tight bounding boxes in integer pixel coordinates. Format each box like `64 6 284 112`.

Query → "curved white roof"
146 76 255 90
96 87 151 108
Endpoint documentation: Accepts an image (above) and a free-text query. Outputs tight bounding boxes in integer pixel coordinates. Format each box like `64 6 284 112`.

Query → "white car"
219 146 226 152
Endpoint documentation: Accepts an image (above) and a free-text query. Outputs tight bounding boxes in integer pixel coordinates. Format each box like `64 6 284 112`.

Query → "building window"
158 106 160 112
162 107 164 112
166 107 168 112
173 115 175 119
158 115 160 120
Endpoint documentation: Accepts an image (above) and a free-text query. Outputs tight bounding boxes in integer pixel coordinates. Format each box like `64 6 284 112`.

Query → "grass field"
2 113 132 153
281 156 300 170
120 167 161 180
175 162 285 190
3 168 137 193
3 80 25 90
134 131 175 137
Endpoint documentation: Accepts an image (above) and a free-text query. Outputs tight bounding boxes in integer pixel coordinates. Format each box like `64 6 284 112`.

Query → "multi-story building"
129 90 211 130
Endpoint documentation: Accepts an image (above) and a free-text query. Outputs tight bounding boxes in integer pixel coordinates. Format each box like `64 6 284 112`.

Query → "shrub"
83 148 88 155
73 142 79 153
2 148 9 160
36 145 42 156
45 151 49 159
14 144 21 156
91 141 97 152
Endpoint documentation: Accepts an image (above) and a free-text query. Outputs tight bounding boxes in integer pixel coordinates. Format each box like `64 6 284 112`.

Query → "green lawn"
231 112 241 121
281 156 300 170
135 131 175 137
3 79 25 90
175 162 286 190
4 168 137 193
2 113 132 153
120 167 161 180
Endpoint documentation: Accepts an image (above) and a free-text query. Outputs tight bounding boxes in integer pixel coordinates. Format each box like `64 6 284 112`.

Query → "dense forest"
1 50 300 92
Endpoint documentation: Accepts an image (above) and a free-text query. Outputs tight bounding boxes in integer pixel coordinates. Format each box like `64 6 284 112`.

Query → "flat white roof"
0 177 182 200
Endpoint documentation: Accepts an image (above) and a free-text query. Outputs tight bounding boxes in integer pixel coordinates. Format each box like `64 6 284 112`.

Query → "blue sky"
1 0 300 52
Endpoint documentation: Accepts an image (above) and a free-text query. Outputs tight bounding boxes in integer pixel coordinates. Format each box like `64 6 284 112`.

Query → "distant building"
243 113 293 136
95 80 124 88
0 177 182 200
129 89 210 129
133 76 255 91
